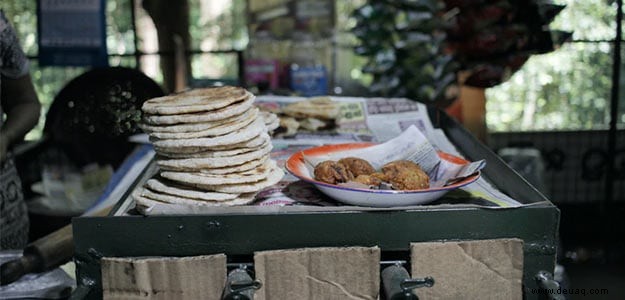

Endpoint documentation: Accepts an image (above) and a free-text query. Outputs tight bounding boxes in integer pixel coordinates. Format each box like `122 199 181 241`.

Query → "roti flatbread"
146 108 259 139
282 97 340 120
152 117 266 149
142 87 249 115
192 166 284 194
260 111 278 124
153 132 270 155
157 141 270 159
161 160 276 186
198 155 269 175
143 94 255 125
140 107 256 133
157 142 273 171
144 178 239 201
134 194 257 215
266 117 280 132
208 132 270 150
260 111 280 132
133 187 255 207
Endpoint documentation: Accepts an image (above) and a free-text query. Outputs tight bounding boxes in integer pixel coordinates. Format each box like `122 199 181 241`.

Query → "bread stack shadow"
132 86 283 213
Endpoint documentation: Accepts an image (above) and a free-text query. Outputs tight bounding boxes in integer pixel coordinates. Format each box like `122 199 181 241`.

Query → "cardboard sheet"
101 254 226 300
410 239 524 300
254 247 380 300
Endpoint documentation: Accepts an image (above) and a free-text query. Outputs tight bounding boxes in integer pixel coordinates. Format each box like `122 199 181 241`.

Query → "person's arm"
0 73 41 161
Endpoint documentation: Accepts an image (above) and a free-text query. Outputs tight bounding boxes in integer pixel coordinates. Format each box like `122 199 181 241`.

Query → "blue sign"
37 0 108 67
290 65 328 97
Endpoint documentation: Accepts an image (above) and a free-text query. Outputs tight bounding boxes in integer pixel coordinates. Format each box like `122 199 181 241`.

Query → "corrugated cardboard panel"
254 247 380 300
101 254 226 300
411 239 524 300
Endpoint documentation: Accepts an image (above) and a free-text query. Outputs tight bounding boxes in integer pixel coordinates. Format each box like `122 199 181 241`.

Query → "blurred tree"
486 0 618 131
188 0 247 81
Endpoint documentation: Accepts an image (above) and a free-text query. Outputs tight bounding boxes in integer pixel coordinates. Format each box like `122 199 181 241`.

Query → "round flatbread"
133 187 255 207
161 160 276 186
157 142 273 171
146 108 259 139
134 194 257 215
140 106 256 133
154 132 270 155
197 155 269 175
152 117 266 149
266 117 280 132
144 178 239 201
282 97 340 120
157 140 270 159
142 86 249 115
192 166 284 194
143 94 255 125
207 132 270 150
260 111 278 124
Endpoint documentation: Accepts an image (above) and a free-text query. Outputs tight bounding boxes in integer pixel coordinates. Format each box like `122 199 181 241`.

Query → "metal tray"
72 108 559 299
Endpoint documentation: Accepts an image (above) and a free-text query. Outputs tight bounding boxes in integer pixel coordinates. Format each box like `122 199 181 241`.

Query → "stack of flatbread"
132 86 284 211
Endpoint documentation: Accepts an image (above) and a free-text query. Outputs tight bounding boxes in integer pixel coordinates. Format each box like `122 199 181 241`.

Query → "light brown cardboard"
101 254 226 300
254 247 380 300
410 238 524 300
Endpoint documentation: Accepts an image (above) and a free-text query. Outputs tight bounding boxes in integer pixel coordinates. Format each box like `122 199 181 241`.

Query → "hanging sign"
37 0 108 66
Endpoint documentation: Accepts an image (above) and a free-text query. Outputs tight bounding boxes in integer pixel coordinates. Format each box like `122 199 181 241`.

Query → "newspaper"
256 95 523 208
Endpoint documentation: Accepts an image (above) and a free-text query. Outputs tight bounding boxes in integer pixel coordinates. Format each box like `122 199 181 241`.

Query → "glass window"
190 52 239 83
188 0 247 51
106 0 136 55
486 0 620 132
551 0 617 41
486 42 615 131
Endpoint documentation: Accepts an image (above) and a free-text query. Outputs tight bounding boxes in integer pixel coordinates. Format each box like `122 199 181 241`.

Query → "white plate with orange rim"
285 143 481 207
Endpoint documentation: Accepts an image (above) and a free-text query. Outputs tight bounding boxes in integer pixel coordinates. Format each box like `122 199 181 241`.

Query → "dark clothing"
1 10 30 249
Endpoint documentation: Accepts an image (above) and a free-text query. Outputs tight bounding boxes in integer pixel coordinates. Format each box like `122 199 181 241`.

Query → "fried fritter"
338 157 376 177
352 174 382 186
381 160 429 190
314 160 354 184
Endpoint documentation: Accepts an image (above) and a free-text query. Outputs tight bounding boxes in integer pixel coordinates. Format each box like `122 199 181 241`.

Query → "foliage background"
485 0 623 132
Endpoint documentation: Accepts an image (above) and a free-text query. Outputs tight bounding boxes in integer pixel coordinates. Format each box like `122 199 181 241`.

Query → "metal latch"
535 270 565 300
382 264 435 300
222 265 262 300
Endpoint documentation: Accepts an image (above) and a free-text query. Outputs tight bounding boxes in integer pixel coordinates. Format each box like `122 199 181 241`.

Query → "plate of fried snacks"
285 126 484 207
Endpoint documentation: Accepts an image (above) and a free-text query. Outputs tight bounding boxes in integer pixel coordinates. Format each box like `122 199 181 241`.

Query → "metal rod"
603 0 622 257
130 0 141 69
226 260 407 268
26 49 242 60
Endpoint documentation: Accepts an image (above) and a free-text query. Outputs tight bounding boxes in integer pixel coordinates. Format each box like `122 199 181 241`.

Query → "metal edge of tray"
428 108 552 206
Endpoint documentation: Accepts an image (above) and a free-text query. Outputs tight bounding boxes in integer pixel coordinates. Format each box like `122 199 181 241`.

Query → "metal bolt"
206 221 221 228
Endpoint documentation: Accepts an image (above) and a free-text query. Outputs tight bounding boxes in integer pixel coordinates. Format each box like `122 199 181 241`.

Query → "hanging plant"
352 0 571 107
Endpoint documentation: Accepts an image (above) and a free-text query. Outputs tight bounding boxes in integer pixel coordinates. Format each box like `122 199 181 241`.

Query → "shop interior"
1 0 624 299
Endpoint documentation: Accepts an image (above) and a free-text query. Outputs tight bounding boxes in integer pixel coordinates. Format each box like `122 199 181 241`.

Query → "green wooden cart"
72 108 560 299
